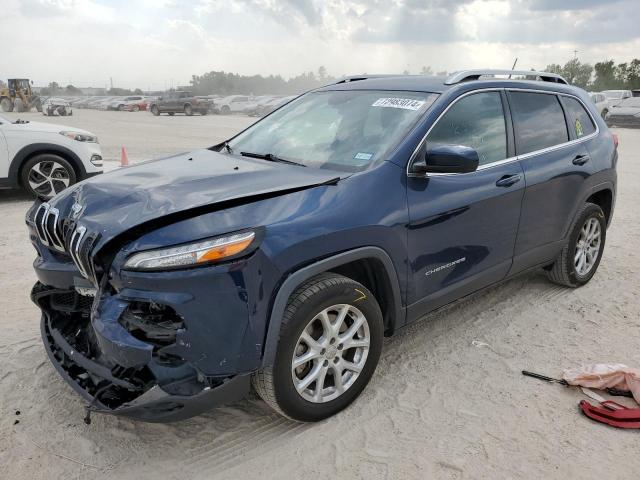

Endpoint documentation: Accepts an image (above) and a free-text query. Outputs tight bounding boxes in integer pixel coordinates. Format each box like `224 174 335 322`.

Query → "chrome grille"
34 202 98 284
34 203 65 252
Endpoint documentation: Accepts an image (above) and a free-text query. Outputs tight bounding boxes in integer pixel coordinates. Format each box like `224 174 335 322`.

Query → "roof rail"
444 69 569 85
332 74 402 84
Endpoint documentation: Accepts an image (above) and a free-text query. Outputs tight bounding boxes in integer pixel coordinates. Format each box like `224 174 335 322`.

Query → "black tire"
252 273 383 422
150 105 160 116
0 98 13 112
168 112 175 116
221 105 230 115
184 104 193 116
547 202 606 287
118 104 125 111
20 153 77 199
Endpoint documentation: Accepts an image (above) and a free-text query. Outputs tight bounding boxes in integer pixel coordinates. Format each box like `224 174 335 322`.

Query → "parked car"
148 91 211 116
108 96 147 112
27 70 617 423
589 92 608 118
600 90 633 118
216 95 254 114
605 97 640 127
0 112 102 198
252 95 296 116
42 97 73 116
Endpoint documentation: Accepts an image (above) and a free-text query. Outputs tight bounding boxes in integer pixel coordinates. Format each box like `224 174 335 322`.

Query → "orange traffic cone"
120 146 129 167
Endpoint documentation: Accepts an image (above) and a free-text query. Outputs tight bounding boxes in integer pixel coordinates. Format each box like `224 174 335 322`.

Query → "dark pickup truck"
148 91 211 116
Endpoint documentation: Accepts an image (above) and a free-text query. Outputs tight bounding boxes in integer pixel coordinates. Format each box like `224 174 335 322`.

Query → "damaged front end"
33 283 250 423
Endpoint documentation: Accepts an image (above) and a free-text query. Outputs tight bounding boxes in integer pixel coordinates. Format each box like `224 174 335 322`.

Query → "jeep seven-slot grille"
35 202 98 284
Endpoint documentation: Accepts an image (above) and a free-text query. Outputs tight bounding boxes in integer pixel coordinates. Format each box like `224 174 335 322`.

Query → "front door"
406 90 524 321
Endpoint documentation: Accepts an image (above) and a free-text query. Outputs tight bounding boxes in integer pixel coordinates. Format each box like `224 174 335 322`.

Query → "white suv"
0 113 102 198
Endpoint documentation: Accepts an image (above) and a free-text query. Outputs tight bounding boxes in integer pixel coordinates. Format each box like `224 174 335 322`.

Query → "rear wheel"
151 105 160 116
184 104 193 116
20 154 77 199
221 105 230 115
547 202 606 287
253 273 383 422
0 98 12 112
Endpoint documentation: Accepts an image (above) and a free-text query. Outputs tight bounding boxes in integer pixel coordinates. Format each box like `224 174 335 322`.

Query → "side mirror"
410 145 479 175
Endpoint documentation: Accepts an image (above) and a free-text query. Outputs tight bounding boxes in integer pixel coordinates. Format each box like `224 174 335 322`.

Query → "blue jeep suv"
27 70 617 423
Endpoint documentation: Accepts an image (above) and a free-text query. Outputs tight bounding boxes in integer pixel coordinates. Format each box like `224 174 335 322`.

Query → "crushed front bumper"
34 284 250 422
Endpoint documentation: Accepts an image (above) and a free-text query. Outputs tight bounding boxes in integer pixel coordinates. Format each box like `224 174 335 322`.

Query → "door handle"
496 174 522 187
573 154 590 166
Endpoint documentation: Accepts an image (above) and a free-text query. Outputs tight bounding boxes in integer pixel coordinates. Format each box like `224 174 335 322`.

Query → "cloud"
0 0 638 89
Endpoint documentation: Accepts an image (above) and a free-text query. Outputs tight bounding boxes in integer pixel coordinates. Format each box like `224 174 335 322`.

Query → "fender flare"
8 143 88 187
566 180 616 235
261 246 404 366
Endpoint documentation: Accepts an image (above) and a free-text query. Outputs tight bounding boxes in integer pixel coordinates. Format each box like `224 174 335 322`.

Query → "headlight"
123 230 256 271
60 131 98 143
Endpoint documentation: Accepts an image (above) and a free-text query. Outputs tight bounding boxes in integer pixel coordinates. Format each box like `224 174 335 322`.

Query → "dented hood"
50 148 344 246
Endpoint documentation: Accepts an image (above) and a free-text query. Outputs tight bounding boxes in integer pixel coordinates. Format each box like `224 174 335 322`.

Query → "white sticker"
354 152 373 161
372 97 426 110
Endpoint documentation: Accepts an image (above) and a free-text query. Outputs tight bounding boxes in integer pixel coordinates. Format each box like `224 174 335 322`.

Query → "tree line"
30 59 640 97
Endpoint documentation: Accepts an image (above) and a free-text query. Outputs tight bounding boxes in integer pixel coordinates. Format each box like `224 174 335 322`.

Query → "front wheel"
21 154 77 199
253 273 383 422
184 104 193 116
547 202 606 287
150 105 160 116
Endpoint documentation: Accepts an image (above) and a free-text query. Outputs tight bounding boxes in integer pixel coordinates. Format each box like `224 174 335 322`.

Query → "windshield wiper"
240 151 306 167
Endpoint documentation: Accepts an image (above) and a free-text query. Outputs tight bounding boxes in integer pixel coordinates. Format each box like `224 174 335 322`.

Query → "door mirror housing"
410 145 480 175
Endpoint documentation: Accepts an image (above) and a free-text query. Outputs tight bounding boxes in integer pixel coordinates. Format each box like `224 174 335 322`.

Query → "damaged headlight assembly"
123 230 257 271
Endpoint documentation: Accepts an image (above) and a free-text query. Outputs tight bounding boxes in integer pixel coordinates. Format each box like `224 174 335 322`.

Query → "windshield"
228 90 438 172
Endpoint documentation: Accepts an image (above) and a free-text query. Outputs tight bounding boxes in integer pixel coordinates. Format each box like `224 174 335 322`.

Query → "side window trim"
505 88 599 160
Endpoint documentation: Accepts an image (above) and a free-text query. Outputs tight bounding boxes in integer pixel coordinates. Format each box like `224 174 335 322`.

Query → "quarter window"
563 97 596 138
426 91 507 166
509 92 569 155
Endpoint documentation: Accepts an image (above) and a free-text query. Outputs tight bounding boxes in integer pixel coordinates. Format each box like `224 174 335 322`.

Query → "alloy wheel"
27 160 71 198
574 217 601 276
291 304 370 403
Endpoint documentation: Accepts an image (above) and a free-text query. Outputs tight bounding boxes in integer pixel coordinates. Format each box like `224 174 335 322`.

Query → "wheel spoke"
293 349 321 369
343 337 369 349
339 314 365 343
341 359 363 373
300 330 322 351
313 367 328 402
295 361 323 393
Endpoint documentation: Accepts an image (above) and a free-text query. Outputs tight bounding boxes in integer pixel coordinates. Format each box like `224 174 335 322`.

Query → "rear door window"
426 91 507 166
509 92 569 155
562 97 596 139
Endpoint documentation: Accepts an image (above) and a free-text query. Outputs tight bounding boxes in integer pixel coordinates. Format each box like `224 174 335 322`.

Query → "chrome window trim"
406 87 599 178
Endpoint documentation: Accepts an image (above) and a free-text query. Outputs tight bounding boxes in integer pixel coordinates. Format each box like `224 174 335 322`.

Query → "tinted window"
563 97 596 138
426 91 507 166
509 92 568 155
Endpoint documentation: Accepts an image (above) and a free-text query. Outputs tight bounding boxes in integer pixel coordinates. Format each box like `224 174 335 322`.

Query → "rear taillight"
612 133 619 149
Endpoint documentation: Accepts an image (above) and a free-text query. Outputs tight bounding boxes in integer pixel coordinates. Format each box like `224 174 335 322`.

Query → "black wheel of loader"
34 98 43 113
1 98 13 112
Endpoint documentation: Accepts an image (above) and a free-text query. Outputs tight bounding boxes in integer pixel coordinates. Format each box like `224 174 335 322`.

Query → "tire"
221 105 230 115
547 202 606 287
34 98 43 112
14 98 25 113
118 104 125 111
184 104 193 116
200 109 208 115
150 105 160 116
20 153 77 199
0 98 13 112
253 273 383 422
168 112 175 116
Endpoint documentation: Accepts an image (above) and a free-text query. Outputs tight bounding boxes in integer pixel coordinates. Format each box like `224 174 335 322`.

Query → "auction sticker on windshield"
372 98 426 110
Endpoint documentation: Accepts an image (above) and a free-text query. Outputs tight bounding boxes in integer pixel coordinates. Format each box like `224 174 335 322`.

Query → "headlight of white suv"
60 131 98 143
123 230 257 271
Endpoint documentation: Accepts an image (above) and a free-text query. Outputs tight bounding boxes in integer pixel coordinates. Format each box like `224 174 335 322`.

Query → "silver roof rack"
445 69 569 85
333 74 401 84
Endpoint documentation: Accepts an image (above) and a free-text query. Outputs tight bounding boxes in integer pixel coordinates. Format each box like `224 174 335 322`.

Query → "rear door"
406 90 525 320
507 90 596 272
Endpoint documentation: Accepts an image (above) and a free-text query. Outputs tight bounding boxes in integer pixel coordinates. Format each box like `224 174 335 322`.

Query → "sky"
2 0 639 90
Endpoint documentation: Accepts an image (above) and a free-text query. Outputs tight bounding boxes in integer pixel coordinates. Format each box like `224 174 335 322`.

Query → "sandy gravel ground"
0 110 639 480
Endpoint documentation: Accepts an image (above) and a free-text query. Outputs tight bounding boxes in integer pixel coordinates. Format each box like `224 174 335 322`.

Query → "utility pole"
110 77 113 90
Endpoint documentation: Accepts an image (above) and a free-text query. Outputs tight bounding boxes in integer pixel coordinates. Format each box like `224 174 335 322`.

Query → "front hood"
49 148 344 248
17 121 89 134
